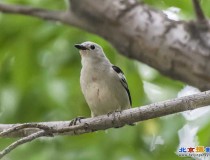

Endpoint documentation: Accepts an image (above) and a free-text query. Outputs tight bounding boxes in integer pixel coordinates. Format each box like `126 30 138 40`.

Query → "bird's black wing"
112 65 132 106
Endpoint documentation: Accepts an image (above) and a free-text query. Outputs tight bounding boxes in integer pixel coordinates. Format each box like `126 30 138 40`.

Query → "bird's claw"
107 110 135 127
107 110 122 117
69 116 85 126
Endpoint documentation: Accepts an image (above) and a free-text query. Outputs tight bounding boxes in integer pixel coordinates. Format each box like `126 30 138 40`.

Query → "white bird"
75 41 132 117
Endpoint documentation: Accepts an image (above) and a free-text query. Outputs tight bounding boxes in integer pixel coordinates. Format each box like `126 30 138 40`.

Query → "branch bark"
0 90 210 158
0 131 46 159
1 90 210 138
0 3 62 21
192 0 206 22
1 1 210 90
0 3 84 28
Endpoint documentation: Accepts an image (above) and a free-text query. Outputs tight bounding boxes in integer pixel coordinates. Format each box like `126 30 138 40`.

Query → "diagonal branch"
0 90 210 138
0 131 46 159
0 123 52 137
0 90 210 158
192 0 206 22
0 3 63 21
1 1 210 90
0 3 83 28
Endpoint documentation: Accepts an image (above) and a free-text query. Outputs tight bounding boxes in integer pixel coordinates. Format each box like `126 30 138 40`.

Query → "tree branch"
0 3 63 21
0 3 84 28
0 131 46 159
0 123 52 137
1 1 210 90
0 90 209 137
192 0 206 22
69 0 210 90
0 90 209 158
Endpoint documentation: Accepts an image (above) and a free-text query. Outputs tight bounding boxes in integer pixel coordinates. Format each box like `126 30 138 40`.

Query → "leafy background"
0 0 210 160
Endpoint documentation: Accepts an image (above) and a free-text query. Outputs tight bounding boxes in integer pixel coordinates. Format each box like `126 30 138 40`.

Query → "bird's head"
74 41 105 59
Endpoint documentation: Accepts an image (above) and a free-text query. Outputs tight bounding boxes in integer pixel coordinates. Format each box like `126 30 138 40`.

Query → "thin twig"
192 0 206 22
0 3 63 22
0 121 89 137
0 3 82 28
0 123 52 137
0 131 46 159
0 123 89 159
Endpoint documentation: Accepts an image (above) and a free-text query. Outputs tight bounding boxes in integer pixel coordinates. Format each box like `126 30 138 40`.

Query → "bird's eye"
90 45 95 50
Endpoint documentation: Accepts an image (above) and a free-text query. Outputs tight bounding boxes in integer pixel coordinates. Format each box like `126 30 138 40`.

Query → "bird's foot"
107 110 122 117
107 110 135 127
107 110 123 128
69 116 86 126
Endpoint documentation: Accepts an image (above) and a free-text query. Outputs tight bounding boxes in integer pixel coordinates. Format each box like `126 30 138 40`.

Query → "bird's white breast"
80 62 130 117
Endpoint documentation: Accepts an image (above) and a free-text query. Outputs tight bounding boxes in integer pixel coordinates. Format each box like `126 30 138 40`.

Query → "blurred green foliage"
0 0 209 160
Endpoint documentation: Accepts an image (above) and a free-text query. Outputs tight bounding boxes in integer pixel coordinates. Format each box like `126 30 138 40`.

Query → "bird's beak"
74 44 88 50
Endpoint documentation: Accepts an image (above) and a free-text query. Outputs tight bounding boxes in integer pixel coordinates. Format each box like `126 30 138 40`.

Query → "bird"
74 41 132 117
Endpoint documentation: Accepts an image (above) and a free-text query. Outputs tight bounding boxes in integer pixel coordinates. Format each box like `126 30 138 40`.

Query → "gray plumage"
75 41 131 117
